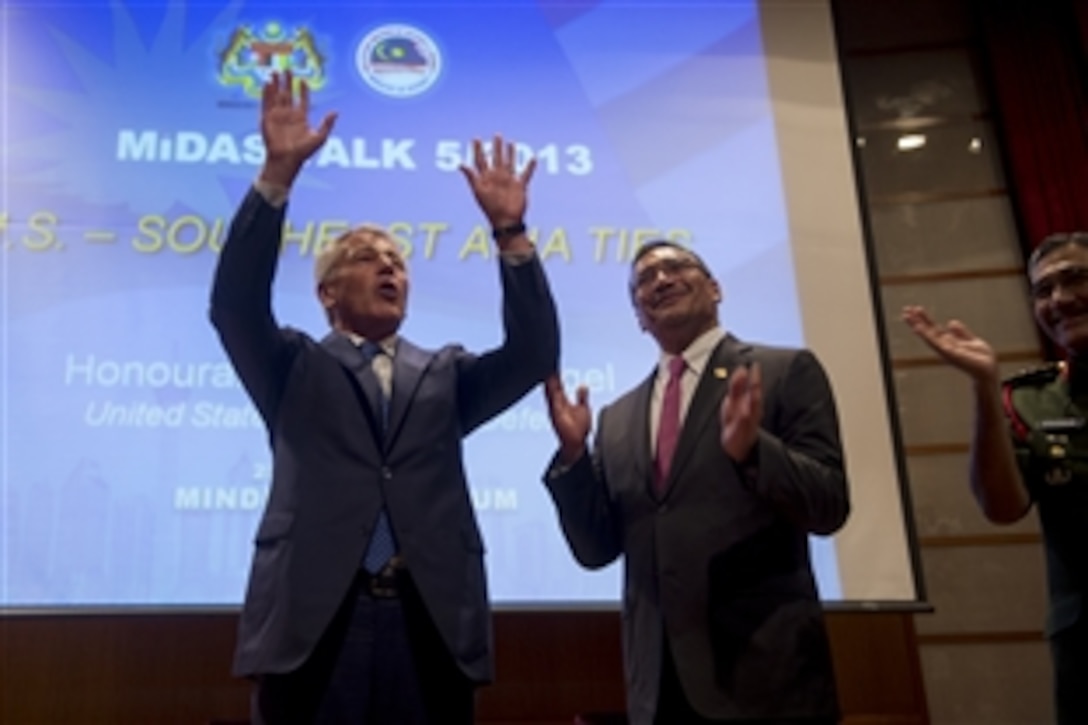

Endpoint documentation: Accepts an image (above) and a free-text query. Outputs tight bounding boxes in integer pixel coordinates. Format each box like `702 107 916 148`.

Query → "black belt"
359 556 406 599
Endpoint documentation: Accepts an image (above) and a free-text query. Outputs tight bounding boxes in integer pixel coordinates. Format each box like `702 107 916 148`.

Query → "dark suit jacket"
211 189 558 683
545 334 848 724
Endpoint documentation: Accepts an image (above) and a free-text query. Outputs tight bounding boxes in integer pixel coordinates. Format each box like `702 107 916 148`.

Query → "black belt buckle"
365 556 403 599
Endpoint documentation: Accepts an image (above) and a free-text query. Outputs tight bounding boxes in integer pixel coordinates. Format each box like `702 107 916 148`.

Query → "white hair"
313 225 394 285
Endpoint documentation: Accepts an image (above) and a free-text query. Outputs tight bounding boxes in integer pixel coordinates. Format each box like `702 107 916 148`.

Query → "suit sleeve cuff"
547 459 573 481
499 248 536 266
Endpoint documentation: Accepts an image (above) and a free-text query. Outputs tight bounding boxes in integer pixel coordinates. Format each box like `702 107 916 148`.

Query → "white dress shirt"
648 326 726 451
346 333 395 397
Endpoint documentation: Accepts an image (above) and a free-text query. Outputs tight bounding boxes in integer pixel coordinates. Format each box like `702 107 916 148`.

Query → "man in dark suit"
543 240 849 724
210 71 558 725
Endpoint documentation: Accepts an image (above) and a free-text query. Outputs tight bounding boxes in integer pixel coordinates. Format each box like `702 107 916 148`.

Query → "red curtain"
976 0 1088 253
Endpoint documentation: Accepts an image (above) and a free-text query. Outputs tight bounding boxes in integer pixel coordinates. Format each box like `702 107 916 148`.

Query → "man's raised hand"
543 374 591 466
459 135 536 249
719 363 763 463
258 70 338 189
901 305 998 383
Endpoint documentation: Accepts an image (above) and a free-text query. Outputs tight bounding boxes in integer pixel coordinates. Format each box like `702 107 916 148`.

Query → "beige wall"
835 0 1054 722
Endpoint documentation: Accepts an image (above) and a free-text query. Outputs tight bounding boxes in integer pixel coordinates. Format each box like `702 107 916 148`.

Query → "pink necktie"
654 355 686 495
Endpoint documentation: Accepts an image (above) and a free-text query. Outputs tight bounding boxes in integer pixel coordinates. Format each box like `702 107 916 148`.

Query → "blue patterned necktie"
359 340 396 573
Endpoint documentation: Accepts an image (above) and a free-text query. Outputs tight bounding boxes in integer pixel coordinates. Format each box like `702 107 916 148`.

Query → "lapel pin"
713 367 728 379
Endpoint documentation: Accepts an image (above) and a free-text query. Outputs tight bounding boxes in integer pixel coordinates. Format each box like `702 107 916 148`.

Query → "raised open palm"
260 70 337 182
459 135 536 228
902 305 997 380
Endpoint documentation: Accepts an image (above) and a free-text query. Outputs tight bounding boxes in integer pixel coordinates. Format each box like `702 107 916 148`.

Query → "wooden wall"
0 609 929 724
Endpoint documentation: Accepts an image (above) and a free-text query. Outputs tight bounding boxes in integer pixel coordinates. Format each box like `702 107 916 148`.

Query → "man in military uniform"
902 231 1088 725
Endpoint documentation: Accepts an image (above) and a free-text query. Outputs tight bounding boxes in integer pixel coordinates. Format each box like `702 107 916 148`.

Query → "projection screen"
0 0 920 608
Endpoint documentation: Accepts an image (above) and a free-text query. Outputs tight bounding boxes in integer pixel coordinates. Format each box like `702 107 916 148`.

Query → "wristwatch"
491 221 527 242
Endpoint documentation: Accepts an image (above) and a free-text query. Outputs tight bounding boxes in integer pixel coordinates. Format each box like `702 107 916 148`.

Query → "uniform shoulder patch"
1002 363 1063 442
1002 362 1063 390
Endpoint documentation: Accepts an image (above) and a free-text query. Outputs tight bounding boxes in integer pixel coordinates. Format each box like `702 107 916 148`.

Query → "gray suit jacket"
211 189 559 682
546 335 848 724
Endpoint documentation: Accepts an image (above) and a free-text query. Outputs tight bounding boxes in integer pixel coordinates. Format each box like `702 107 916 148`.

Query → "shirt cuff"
254 179 290 208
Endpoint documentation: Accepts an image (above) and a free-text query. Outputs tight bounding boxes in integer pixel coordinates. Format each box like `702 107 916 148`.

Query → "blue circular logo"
356 24 442 98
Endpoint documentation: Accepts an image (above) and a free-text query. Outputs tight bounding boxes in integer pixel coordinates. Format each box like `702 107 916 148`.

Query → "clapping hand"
543 374 592 465
719 363 763 462
901 305 998 383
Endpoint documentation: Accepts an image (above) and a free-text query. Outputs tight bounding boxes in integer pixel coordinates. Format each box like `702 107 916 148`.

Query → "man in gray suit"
543 240 848 724
211 71 558 724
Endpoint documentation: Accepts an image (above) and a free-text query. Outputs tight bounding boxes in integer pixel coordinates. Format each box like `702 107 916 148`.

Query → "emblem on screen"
355 24 442 98
217 22 328 99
